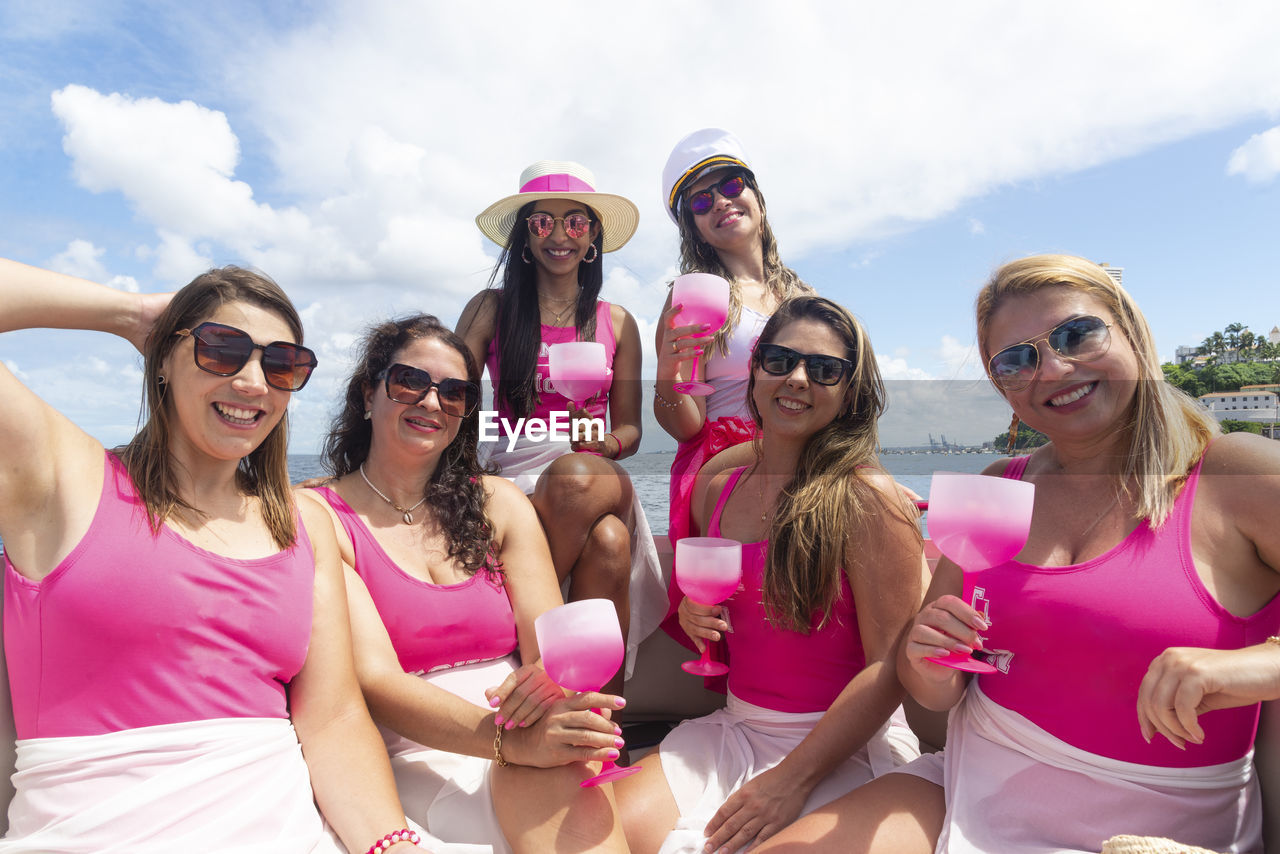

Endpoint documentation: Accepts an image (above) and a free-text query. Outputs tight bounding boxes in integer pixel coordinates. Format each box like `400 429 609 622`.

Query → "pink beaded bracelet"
365 828 420 853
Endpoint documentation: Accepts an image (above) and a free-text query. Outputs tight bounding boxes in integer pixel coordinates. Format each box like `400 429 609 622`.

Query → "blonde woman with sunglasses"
756 255 1280 854
617 296 922 854
0 258 424 852
459 161 665 718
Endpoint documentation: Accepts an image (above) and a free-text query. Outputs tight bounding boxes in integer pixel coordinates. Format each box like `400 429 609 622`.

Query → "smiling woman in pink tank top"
0 258 419 853
760 255 1280 854
615 295 925 854
302 314 630 853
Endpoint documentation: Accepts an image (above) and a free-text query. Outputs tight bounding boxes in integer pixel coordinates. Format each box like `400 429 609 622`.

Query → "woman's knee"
536 455 631 516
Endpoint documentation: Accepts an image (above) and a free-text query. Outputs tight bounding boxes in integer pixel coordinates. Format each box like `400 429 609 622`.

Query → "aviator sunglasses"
174 321 317 391
756 343 854 386
525 212 593 239
380 363 480 418
686 172 747 216
987 315 1113 392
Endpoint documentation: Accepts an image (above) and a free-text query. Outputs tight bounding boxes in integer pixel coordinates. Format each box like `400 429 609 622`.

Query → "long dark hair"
745 295 917 632
323 314 497 574
120 266 302 549
488 199 604 419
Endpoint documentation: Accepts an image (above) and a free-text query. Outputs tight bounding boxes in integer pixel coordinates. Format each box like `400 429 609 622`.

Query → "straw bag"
1100 836 1224 854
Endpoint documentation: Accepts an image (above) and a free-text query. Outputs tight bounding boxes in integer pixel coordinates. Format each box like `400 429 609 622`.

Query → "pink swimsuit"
485 300 617 427
710 467 865 713
314 487 517 673
978 455 1280 766
3 451 314 739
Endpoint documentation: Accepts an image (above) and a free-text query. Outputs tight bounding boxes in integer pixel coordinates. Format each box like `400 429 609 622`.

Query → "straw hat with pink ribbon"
476 161 639 253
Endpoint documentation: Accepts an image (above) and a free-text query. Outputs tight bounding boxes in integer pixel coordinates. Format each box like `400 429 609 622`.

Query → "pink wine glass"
548 341 610 455
671 273 730 396
923 471 1034 674
674 537 743 676
534 599 641 787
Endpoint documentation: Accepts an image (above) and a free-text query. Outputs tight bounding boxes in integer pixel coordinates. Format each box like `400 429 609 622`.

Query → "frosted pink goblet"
534 599 641 786
671 273 730 396
674 537 743 676
923 471 1034 674
548 341 610 455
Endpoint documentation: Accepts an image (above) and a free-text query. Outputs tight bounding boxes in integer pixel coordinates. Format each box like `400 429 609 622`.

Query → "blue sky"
3 1 1279 452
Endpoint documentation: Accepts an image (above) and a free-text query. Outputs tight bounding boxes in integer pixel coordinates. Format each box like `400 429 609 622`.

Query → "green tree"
993 424 1049 453
1220 419 1263 435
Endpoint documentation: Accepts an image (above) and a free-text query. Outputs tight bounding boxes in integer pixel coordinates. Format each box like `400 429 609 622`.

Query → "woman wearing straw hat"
458 161 665 714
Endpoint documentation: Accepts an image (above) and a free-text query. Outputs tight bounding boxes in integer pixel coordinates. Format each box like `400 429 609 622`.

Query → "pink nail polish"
505 720 516 731
613 725 622 736
494 714 504 727
615 697 626 708
488 696 501 708
606 748 620 760
614 736 626 748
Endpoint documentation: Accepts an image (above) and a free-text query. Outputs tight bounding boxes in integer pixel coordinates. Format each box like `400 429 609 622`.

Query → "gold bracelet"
493 719 509 767
654 385 683 409
1267 636 1280 648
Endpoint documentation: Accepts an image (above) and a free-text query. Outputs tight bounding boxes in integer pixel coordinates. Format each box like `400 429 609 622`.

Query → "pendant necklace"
540 289 578 326
360 463 427 525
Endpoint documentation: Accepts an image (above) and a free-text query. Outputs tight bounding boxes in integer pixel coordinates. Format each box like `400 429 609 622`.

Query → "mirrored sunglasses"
380 363 480 417
987 315 1113 392
525 212 593 239
175 321 317 392
687 173 747 216
756 343 853 386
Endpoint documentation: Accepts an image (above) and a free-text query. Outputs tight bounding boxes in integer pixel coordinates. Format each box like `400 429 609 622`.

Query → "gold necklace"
539 289 579 326
359 464 427 524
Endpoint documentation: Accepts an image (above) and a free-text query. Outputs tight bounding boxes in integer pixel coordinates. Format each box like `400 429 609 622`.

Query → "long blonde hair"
120 267 302 549
676 172 810 355
976 254 1218 527
745 296 918 632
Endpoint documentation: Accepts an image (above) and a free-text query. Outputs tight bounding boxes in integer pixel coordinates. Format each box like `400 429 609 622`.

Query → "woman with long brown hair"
617 295 922 853
0 258 420 853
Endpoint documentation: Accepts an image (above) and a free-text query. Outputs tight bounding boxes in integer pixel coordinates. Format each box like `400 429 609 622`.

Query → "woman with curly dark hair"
302 314 629 853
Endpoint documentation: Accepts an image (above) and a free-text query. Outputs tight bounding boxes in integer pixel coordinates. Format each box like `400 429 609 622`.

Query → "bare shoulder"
480 473 531 513
1200 431 1280 476
457 289 499 334
297 489 336 533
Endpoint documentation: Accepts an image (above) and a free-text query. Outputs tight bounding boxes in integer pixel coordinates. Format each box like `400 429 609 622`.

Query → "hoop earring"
1006 411 1021 455
157 375 166 385
521 246 533 264
582 245 598 264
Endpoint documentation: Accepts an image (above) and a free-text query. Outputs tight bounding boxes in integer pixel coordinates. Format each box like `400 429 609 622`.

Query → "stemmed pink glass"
535 599 641 787
923 471 1034 674
670 273 730 396
674 537 743 676
548 342 610 455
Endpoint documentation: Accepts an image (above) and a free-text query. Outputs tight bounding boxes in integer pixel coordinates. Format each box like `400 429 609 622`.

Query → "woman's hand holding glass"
656 300 715 386
903 593 991 684
677 596 730 654
500 691 627 769
565 402 611 456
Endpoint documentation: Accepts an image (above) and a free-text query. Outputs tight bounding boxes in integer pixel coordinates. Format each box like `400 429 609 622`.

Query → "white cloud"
1227 125 1280 183
968 218 986 236
46 238 141 291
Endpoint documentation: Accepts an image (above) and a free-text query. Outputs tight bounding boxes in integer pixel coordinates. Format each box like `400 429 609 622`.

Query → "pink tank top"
709 467 865 713
978 455 1280 766
314 487 517 673
485 300 617 427
704 305 768 423
3 452 314 739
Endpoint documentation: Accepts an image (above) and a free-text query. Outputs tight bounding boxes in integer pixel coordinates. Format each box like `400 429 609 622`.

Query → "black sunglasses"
380 363 480 417
174 321 317 392
686 172 747 216
987 315 1113 392
756 343 854 386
